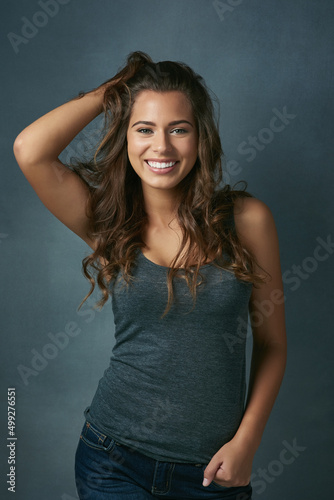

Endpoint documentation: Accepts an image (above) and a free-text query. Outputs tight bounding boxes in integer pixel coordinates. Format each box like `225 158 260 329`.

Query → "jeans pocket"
200 465 228 490
211 481 252 498
80 421 116 453
210 480 228 490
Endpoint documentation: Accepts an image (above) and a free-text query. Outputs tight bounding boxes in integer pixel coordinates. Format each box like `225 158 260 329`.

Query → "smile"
146 160 178 169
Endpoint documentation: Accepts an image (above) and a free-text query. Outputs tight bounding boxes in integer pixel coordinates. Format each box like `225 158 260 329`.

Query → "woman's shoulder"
233 196 274 229
211 186 276 243
213 185 271 220
232 195 277 250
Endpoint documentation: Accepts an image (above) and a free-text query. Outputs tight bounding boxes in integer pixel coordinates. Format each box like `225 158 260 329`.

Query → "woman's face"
127 90 198 196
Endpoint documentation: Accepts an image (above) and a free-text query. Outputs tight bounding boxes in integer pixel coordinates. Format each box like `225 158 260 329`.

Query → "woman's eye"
137 128 152 134
171 128 187 134
136 128 188 135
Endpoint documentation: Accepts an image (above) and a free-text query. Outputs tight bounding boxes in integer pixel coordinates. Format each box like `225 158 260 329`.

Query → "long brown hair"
66 51 269 317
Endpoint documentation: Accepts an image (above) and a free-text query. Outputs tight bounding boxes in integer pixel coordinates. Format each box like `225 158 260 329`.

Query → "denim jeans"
75 420 252 499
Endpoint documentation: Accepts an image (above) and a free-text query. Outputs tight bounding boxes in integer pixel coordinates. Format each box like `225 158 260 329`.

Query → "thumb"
202 459 222 487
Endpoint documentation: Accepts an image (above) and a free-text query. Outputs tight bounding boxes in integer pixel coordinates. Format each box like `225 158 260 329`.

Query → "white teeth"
147 161 177 169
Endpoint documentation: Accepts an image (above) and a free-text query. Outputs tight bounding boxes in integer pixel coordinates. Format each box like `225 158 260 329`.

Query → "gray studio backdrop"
1 1 333 499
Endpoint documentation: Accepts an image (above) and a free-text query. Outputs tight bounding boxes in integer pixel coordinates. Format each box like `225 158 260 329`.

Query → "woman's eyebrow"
131 120 194 128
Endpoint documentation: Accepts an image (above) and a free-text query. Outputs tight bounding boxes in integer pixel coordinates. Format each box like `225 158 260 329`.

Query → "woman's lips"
145 160 179 174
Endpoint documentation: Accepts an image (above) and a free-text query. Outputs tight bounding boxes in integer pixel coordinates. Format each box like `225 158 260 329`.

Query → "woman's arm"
203 197 287 487
13 85 106 248
233 197 287 447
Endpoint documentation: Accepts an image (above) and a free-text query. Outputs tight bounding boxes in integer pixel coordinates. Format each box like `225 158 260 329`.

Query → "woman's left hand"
202 436 255 487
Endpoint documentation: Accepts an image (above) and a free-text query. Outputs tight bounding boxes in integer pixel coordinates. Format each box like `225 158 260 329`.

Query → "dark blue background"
1 1 333 498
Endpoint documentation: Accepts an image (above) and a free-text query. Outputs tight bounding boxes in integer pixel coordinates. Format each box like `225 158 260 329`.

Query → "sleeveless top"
84 226 253 464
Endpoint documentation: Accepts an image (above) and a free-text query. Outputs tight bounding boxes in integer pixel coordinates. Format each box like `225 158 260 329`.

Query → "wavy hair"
66 51 269 317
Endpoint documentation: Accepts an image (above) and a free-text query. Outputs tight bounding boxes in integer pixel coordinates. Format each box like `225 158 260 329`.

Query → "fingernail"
202 478 210 487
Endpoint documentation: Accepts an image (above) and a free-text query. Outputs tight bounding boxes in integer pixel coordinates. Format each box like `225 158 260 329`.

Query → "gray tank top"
84 245 253 464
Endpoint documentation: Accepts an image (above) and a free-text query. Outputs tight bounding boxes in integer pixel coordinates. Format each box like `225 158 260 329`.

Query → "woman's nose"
152 131 172 153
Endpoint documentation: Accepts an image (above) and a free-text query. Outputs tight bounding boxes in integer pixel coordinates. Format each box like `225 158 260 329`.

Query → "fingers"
202 459 224 487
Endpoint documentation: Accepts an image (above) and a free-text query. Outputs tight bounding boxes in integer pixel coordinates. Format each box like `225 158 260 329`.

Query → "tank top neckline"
138 249 215 271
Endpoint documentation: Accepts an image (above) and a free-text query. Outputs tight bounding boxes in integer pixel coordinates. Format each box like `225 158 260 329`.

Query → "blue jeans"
75 420 252 499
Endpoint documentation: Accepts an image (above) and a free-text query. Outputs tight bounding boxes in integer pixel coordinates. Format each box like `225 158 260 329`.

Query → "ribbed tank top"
84 248 253 464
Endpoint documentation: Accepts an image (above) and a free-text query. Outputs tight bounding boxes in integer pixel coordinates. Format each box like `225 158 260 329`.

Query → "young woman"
14 51 287 499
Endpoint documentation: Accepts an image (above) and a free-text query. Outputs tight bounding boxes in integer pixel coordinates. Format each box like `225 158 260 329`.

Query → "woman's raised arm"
13 85 106 249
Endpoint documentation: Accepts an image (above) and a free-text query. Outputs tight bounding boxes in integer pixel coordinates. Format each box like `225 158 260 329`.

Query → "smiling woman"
13 51 287 499
127 90 198 194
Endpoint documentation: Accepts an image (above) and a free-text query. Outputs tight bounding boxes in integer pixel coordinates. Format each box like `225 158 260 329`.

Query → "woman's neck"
142 185 180 228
